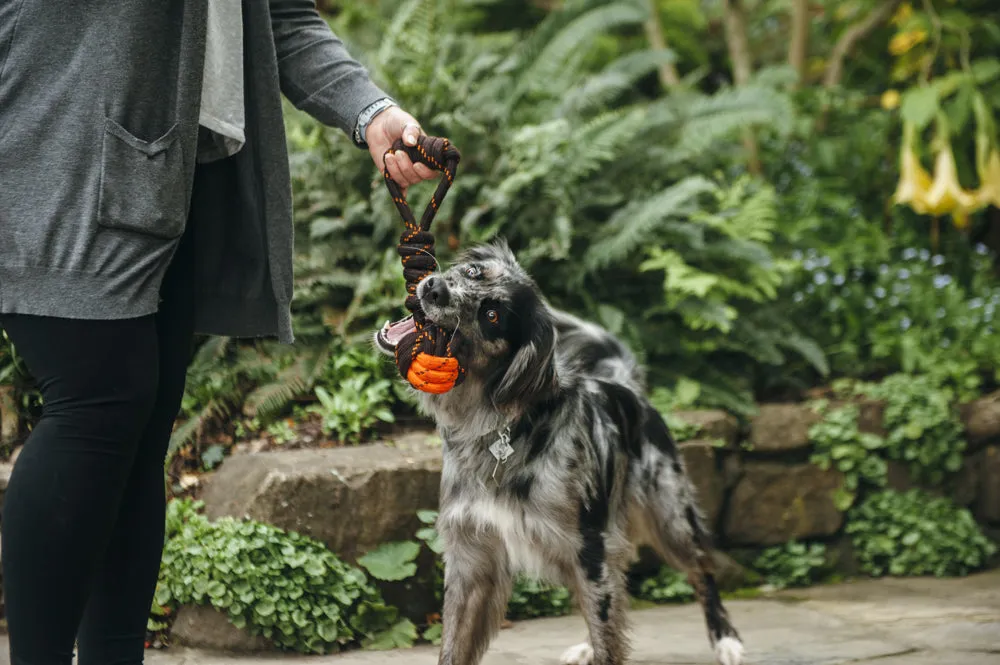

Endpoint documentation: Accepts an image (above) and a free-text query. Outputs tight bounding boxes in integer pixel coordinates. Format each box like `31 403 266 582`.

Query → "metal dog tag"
489 427 514 484
489 428 514 463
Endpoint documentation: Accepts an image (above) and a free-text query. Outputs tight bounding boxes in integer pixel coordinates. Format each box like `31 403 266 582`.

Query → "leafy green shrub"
859 374 966 487
847 490 997 578
634 565 695 604
808 402 887 510
649 380 703 443
485 569 577 621
507 578 573 620
304 342 410 444
752 541 828 590
787 244 1000 397
154 499 410 653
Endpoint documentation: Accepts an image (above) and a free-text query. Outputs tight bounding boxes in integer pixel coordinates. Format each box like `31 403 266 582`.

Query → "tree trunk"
644 0 680 89
823 0 903 89
788 0 810 88
721 0 761 175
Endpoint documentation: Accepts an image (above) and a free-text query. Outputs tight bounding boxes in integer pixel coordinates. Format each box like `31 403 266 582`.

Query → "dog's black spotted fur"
375 241 743 665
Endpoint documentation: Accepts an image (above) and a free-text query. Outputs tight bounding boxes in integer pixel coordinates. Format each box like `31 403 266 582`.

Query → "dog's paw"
715 636 745 665
560 642 594 665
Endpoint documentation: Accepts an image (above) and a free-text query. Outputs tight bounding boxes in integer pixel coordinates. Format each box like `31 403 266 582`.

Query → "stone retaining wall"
2 391 998 648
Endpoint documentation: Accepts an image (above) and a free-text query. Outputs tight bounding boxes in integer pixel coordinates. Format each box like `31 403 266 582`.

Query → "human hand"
366 107 438 192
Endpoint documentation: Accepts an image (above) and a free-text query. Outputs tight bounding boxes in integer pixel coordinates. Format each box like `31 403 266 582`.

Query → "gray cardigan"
0 0 389 343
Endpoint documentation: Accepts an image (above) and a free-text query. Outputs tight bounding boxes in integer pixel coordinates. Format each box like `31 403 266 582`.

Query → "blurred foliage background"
2 0 999 469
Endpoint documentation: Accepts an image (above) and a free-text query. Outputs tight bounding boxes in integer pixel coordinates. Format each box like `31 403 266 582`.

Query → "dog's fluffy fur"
376 241 743 665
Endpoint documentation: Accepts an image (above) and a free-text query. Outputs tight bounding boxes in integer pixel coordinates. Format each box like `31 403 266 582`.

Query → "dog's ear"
493 298 557 406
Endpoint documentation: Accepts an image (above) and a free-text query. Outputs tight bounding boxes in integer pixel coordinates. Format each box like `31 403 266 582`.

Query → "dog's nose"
423 276 450 307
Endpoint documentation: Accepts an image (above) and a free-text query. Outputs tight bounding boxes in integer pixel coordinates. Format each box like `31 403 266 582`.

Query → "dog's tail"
630 404 744 665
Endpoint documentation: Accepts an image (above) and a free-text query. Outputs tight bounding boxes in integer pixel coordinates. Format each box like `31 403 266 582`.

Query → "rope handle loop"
382 133 467 394
382 135 461 233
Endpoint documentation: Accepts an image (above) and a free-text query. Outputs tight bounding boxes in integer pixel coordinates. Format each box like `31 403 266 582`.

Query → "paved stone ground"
2 570 998 664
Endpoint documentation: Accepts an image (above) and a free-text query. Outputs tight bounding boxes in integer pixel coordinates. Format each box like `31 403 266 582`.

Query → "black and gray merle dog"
375 241 744 665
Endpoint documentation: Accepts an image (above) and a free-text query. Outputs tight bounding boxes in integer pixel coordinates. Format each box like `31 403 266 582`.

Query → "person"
0 2 437 663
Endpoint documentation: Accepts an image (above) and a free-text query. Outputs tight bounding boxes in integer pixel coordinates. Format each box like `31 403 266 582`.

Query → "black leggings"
1 223 196 665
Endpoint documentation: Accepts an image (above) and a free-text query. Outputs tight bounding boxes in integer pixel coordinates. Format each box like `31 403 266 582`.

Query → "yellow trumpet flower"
923 115 977 218
892 122 933 214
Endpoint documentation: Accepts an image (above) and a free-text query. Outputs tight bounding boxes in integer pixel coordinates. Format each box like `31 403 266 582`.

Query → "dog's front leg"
438 531 512 665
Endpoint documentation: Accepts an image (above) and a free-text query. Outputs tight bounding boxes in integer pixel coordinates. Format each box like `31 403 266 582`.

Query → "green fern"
586 176 717 271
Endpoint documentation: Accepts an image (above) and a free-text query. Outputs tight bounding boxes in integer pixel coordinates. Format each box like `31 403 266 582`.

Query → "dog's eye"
465 265 482 279
486 309 500 324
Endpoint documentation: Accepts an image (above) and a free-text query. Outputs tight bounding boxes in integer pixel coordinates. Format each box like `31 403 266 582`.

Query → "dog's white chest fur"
440 497 566 582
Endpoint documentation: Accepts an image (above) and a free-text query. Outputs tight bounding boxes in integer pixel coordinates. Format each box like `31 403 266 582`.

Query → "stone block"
976 446 1000 524
678 440 725 530
961 390 1000 451
723 462 845 546
200 431 443 563
170 605 270 652
672 410 740 447
749 404 820 453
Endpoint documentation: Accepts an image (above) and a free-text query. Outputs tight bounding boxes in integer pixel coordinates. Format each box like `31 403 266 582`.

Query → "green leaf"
422 622 443 645
900 86 939 130
356 542 421 581
365 618 418 650
201 444 227 470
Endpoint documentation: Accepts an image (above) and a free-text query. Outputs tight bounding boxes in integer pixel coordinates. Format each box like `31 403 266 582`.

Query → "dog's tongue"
381 315 417 345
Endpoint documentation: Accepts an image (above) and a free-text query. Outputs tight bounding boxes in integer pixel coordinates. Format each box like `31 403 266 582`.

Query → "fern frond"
560 49 678 116
513 1 647 105
190 336 232 368
586 176 716 271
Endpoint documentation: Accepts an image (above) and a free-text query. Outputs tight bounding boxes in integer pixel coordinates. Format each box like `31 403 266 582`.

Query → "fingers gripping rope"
382 136 464 394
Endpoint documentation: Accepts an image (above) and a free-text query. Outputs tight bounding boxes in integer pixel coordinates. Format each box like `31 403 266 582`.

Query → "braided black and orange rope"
383 135 464 394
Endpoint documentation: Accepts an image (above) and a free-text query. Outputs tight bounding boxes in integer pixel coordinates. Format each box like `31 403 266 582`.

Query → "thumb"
402 121 421 147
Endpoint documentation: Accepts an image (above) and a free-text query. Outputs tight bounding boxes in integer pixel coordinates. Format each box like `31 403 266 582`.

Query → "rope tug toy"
382 135 464 394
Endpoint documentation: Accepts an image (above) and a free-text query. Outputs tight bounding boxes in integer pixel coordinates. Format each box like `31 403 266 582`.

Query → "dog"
375 241 744 665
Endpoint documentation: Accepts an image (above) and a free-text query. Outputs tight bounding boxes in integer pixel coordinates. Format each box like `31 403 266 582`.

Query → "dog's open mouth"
376 315 417 354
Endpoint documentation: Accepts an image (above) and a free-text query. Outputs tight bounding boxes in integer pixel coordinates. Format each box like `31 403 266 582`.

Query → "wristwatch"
354 97 398 147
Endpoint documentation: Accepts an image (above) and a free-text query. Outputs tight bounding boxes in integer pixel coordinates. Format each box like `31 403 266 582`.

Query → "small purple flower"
931 255 945 267
791 250 803 261
874 287 887 299
865 298 876 310
902 248 918 260
900 317 912 331
819 255 831 268
793 292 804 303
941 338 951 348
803 259 816 271
968 298 983 310
975 243 989 255
814 272 828 285
833 274 846 286
919 249 930 261
897 268 910 280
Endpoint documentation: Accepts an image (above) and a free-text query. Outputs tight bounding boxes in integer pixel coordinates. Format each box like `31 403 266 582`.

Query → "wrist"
353 97 398 147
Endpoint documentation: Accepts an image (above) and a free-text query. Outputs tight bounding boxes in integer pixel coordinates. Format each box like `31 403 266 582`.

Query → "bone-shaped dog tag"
489 428 514 483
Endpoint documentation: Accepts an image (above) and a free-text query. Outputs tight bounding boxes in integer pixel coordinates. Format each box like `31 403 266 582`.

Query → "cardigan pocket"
98 119 187 240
